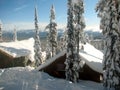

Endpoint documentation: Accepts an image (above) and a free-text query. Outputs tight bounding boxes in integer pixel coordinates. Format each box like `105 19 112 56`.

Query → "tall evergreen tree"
59 30 67 51
96 0 120 89
34 6 42 67
13 26 17 41
0 20 2 41
73 0 86 51
45 33 52 60
65 0 81 83
46 5 57 57
73 0 85 75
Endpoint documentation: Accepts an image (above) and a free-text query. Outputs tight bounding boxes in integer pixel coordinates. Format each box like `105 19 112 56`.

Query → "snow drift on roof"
0 38 35 61
79 43 103 73
37 43 103 74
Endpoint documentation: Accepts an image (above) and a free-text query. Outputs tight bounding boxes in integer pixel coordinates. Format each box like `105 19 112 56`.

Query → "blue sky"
0 0 100 31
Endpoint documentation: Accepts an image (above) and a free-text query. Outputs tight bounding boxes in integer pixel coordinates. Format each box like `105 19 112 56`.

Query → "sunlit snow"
0 67 104 90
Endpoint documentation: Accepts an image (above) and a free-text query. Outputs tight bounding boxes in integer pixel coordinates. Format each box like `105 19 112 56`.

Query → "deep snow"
0 38 104 90
0 67 104 90
79 43 103 73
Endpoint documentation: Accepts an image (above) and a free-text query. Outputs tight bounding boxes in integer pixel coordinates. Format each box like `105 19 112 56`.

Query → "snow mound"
0 38 35 61
0 67 103 90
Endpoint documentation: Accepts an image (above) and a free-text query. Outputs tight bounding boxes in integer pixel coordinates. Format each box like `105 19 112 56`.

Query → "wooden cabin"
0 38 35 68
0 49 33 68
38 51 103 82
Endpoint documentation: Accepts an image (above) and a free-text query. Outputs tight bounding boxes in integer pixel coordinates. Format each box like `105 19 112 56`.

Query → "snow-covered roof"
37 43 103 74
0 38 35 62
36 50 66 71
79 43 103 73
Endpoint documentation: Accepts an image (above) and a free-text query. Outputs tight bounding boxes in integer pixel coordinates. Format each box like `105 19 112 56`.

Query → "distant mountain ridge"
2 29 103 41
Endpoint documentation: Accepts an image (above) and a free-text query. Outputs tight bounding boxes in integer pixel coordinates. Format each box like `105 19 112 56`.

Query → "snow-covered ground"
0 67 104 90
0 39 104 90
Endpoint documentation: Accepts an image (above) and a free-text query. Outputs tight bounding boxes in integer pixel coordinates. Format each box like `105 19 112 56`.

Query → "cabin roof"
0 38 34 61
37 43 103 74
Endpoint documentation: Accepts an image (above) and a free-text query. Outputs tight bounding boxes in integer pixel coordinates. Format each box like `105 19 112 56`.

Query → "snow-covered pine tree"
45 33 52 60
59 30 67 51
34 6 42 67
73 0 85 73
13 26 17 41
46 5 57 57
96 0 120 89
44 26 51 60
73 0 86 49
84 33 90 43
0 20 2 41
65 0 81 83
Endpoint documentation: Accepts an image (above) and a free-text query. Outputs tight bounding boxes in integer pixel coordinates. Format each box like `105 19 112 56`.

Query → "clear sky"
0 0 100 31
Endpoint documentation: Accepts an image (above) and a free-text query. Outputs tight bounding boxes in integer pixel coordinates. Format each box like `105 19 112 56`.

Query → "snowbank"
0 67 104 90
0 38 35 62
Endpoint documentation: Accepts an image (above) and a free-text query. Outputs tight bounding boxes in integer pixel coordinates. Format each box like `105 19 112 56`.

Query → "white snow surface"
72 0 81 5
79 43 103 73
0 38 35 61
0 67 104 90
37 43 103 74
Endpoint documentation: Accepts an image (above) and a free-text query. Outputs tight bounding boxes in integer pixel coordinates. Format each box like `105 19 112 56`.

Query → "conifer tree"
59 30 67 51
45 33 52 60
73 0 86 51
0 20 2 41
65 0 81 83
96 0 120 89
13 26 17 41
34 6 42 67
46 5 57 57
73 0 85 78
